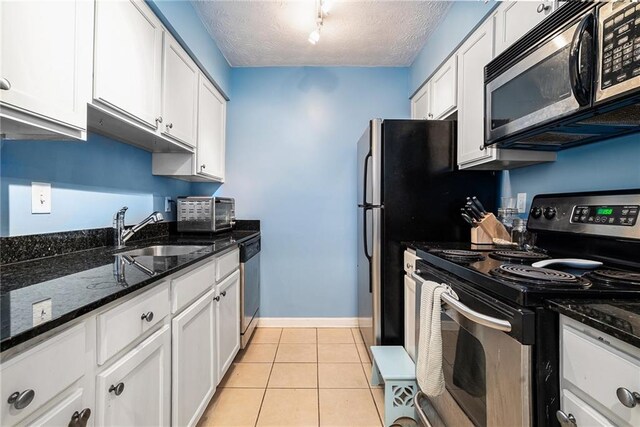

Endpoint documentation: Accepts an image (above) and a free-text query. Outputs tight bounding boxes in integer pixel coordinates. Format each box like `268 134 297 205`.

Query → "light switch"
31 182 51 214
517 192 527 213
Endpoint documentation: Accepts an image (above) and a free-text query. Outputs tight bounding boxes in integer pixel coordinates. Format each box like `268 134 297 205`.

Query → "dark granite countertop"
547 299 640 348
0 230 259 352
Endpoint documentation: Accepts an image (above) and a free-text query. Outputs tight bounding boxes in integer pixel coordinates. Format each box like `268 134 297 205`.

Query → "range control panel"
528 191 640 240
571 205 638 226
601 2 640 89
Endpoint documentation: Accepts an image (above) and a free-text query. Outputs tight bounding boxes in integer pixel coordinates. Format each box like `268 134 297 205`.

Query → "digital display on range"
572 205 639 226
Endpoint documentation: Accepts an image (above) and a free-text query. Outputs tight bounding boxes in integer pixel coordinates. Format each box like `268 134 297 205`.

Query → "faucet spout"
113 208 164 249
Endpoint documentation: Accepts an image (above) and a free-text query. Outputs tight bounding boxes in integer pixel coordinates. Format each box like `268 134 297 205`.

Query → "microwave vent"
516 132 597 145
576 104 640 127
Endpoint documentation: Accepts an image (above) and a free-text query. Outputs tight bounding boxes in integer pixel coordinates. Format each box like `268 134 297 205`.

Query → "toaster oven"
177 197 235 233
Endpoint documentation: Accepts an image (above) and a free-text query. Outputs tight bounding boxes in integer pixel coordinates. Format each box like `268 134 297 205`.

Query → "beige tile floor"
197 327 402 427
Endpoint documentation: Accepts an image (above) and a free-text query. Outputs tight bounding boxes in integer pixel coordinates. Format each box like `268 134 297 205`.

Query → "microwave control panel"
601 3 640 89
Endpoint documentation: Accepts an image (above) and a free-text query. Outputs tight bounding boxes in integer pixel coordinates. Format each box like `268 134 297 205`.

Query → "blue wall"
1 134 192 236
147 0 231 97
409 1 496 95
198 67 409 318
502 136 640 210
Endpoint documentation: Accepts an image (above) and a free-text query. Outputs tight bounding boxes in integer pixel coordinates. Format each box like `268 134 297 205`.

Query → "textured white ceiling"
191 0 452 67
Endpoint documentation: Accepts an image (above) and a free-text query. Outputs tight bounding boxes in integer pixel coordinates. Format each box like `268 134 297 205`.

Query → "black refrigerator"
357 119 497 349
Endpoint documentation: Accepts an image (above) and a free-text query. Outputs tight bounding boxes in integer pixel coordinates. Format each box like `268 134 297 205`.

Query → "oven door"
213 198 235 231
486 9 595 145
412 267 533 427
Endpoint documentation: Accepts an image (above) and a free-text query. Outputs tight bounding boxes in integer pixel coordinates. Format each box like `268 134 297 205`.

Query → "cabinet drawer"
403 250 419 275
216 248 239 282
561 389 614 427
1 324 85 426
171 260 215 314
97 281 170 365
27 388 88 427
562 325 640 426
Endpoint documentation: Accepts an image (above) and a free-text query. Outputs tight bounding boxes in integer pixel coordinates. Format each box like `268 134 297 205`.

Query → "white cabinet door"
96 326 171 427
494 1 555 55
172 289 216 427
161 35 198 147
93 0 163 129
411 84 430 119
430 56 458 119
457 18 495 166
0 0 92 136
197 75 226 180
216 270 241 382
404 276 416 361
561 389 615 427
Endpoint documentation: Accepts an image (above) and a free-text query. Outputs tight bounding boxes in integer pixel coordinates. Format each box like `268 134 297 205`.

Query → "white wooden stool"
370 346 418 427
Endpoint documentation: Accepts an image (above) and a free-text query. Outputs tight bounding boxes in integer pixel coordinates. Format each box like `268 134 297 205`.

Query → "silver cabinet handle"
479 144 486 151
166 123 173 130
69 408 92 427
617 387 640 408
109 382 124 396
141 311 154 322
537 3 551 13
7 389 35 410
427 113 433 119
0 77 10 90
201 164 206 170
221 291 227 297
155 116 163 124
213 296 220 302
411 272 512 332
556 410 576 426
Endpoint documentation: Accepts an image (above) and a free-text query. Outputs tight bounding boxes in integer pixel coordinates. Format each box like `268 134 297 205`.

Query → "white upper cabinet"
410 84 430 120
162 34 199 147
430 55 458 119
411 56 457 120
197 75 226 180
93 0 163 129
457 18 495 167
0 0 93 140
494 0 555 55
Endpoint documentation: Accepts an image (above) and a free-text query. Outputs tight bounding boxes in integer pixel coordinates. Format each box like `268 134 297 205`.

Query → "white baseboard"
257 317 358 328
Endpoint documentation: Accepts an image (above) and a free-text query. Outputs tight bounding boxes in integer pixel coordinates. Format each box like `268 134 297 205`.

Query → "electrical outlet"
517 192 527 213
31 182 51 214
165 197 172 212
32 298 52 326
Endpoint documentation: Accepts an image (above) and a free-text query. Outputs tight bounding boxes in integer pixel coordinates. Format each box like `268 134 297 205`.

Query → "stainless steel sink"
116 245 208 257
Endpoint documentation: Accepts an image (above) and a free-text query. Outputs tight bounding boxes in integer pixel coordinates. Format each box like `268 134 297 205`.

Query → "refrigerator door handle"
363 206 372 262
362 151 372 206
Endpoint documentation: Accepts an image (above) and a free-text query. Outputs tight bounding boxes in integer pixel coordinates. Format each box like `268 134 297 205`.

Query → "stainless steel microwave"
485 1 640 150
177 197 235 233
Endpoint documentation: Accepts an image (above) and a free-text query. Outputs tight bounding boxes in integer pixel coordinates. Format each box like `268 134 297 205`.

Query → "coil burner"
437 250 485 263
491 264 591 287
587 269 640 286
489 251 550 263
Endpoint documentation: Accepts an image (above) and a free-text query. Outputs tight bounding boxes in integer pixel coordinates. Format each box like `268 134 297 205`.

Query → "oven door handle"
415 391 434 427
411 272 512 332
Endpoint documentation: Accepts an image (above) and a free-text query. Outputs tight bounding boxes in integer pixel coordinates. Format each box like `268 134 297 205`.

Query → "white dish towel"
416 279 446 397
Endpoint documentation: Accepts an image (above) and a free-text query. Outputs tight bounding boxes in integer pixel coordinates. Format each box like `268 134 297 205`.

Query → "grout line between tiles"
316 328 320 427
253 328 281 427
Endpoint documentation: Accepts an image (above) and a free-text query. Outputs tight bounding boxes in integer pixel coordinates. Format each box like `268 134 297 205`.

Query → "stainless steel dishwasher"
240 236 260 348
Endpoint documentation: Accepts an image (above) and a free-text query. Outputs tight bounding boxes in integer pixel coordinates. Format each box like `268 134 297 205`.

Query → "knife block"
471 213 511 245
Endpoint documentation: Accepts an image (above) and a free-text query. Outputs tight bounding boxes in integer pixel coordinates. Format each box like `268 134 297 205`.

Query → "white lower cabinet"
560 315 640 427
96 325 171 427
216 270 241 382
172 289 217 427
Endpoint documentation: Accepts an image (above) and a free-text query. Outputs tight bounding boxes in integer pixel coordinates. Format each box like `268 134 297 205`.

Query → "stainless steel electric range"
410 190 640 427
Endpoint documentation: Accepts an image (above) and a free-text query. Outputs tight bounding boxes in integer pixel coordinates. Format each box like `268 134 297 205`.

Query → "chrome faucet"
113 207 164 249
